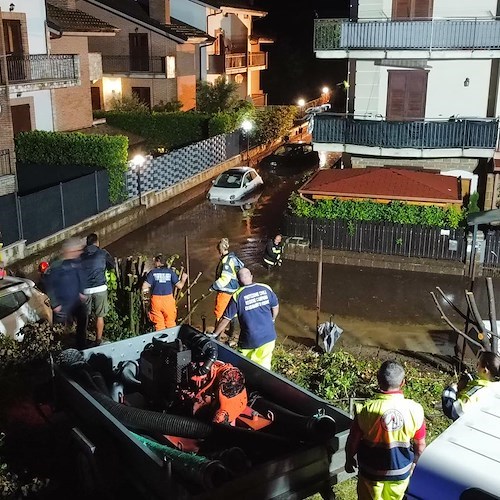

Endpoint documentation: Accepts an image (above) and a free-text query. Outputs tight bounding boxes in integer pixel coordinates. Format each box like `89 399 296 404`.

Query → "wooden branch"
435 286 478 327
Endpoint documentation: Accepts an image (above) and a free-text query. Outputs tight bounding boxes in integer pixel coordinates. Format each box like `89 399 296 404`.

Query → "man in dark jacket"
263 234 283 270
81 233 114 345
46 238 88 349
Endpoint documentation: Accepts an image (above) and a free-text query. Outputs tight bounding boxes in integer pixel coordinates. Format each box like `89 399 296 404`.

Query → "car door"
241 172 252 194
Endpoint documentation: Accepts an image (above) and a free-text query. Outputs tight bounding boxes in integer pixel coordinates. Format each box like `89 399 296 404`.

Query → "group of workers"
346 351 500 500
142 235 283 370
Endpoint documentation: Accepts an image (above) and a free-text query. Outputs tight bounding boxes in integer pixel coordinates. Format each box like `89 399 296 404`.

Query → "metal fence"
312 114 499 150
4 54 79 84
0 170 110 246
483 230 500 275
0 149 12 176
314 18 500 51
102 55 166 74
284 215 466 261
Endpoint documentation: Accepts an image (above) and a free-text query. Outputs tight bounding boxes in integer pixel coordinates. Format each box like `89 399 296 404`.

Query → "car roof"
223 167 254 174
0 276 28 291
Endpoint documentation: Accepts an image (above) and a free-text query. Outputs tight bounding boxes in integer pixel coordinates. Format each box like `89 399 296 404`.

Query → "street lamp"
241 119 253 163
297 98 305 107
131 154 146 206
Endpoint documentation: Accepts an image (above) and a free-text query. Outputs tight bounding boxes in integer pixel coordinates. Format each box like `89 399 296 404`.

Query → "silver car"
0 276 52 340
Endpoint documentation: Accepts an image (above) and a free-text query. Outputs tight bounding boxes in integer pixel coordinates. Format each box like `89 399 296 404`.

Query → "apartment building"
170 0 271 106
312 0 500 200
77 0 213 110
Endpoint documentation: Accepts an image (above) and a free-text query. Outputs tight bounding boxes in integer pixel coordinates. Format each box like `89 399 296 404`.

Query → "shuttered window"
393 0 433 19
387 70 428 120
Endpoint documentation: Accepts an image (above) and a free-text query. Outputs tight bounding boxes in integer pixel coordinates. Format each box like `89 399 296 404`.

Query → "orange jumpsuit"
145 266 179 330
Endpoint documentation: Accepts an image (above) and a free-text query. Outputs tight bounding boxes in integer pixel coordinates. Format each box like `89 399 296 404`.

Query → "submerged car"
207 167 263 202
261 142 319 169
0 276 52 340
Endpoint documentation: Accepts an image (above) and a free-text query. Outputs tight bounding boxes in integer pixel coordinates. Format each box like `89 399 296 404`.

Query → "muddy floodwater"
108 161 499 357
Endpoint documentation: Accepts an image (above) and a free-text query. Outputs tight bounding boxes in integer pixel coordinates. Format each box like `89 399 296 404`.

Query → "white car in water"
0 276 52 340
207 167 263 202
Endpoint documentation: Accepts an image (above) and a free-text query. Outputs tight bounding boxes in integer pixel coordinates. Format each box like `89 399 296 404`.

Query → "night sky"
254 0 349 107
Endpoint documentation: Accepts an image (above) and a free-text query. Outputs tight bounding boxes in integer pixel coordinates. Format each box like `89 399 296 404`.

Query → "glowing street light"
241 119 253 162
131 154 146 206
322 86 330 95
297 98 306 107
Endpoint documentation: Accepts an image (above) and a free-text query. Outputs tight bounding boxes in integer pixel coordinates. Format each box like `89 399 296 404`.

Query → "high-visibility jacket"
442 378 499 421
212 252 244 294
355 392 425 482
263 239 283 266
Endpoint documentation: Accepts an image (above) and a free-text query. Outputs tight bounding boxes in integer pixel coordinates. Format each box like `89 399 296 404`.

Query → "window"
166 56 176 79
242 174 250 187
0 291 28 320
248 171 257 180
214 172 243 188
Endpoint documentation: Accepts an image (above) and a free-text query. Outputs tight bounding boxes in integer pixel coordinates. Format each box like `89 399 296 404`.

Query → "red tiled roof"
299 168 461 204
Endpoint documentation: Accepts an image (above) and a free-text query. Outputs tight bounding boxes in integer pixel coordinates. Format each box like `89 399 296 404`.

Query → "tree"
196 76 239 114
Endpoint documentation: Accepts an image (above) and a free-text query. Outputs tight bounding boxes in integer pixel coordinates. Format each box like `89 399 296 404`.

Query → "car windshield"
273 145 295 157
0 291 27 320
214 172 243 188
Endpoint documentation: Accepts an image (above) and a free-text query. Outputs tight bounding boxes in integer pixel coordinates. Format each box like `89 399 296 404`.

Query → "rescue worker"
345 360 426 500
211 268 279 369
442 350 500 421
263 234 283 269
142 254 187 330
81 233 115 346
45 238 88 350
210 238 244 332
37 261 50 293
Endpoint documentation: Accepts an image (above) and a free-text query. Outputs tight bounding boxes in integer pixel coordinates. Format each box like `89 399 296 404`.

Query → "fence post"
59 182 66 228
95 170 100 213
15 193 24 240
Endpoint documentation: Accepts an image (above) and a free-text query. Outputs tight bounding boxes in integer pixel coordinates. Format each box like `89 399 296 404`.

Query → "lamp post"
131 154 146 206
241 119 253 163
297 98 305 108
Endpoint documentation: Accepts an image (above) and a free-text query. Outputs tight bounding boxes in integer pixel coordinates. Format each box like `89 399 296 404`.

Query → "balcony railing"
1 54 78 84
251 93 268 106
226 53 247 71
248 52 267 67
102 55 166 74
0 149 13 176
314 18 500 51
312 115 499 150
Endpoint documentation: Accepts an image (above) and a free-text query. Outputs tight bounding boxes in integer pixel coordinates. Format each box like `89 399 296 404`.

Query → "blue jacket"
46 258 87 313
81 244 114 291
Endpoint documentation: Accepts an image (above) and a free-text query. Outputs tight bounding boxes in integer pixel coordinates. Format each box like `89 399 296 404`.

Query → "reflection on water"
108 162 500 356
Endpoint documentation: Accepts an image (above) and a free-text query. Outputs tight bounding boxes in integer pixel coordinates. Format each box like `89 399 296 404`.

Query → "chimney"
48 0 77 9
149 0 170 25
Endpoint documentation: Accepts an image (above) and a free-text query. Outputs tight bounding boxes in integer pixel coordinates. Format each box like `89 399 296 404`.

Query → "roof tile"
47 3 118 33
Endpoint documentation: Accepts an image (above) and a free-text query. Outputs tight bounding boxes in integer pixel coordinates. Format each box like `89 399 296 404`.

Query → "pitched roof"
299 168 462 204
84 0 213 42
200 0 266 13
46 2 119 33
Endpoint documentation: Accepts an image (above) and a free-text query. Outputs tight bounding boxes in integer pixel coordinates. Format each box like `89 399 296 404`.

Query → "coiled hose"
178 325 218 375
131 432 230 490
250 396 336 442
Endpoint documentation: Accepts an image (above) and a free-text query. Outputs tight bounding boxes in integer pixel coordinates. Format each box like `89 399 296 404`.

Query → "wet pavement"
108 158 499 357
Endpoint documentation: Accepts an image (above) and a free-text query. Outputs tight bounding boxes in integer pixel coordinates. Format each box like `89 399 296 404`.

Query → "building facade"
77 0 212 111
312 0 500 188
170 0 271 106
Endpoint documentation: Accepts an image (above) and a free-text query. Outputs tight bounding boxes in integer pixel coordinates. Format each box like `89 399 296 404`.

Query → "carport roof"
299 168 462 204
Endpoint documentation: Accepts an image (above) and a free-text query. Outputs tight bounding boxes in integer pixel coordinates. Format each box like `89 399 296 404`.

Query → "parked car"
260 142 319 169
207 167 263 202
0 276 52 340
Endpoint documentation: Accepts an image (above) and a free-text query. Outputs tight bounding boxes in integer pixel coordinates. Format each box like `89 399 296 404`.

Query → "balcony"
248 51 267 68
251 93 268 106
225 53 247 74
0 54 79 91
312 114 499 158
314 18 500 59
102 56 166 76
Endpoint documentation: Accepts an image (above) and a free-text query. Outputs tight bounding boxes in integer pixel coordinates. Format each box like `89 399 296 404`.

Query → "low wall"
284 241 466 276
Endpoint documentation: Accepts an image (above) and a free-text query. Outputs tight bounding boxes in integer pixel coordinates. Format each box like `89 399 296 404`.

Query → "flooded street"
108 160 496 357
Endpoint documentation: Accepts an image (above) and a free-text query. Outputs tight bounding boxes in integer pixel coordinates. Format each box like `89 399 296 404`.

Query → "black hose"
90 390 213 439
250 396 336 442
117 361 142 388
178 325 218 375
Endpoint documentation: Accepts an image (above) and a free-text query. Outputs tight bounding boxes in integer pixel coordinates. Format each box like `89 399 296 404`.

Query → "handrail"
102 55 166 74
6 54 78 83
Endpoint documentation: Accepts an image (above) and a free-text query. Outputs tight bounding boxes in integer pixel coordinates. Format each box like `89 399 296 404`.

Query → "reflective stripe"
83 284 107 294
360 462 413 478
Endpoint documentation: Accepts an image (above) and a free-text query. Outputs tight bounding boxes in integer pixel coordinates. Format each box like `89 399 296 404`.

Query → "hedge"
254 106 296 144
15 131 128 203
99 111 210 149
288 193 466 228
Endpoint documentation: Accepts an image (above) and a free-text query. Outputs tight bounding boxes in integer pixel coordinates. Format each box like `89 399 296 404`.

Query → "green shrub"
101 111 209 150
152 100 183 112
254 106 296 144
467 191 480 214
288 193 466 228
15 131 128 203
196 76 239 114
108 94 149 113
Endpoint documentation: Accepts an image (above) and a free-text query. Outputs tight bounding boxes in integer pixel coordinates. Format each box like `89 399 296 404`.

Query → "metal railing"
226 53 247 70
312 114 499 149
0 149 12 176
314 18 500 51
248 52 267 67
5 54 78 83
102 55 166 74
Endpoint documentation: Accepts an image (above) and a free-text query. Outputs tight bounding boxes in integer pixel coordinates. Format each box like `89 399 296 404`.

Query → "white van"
407 389 500 499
